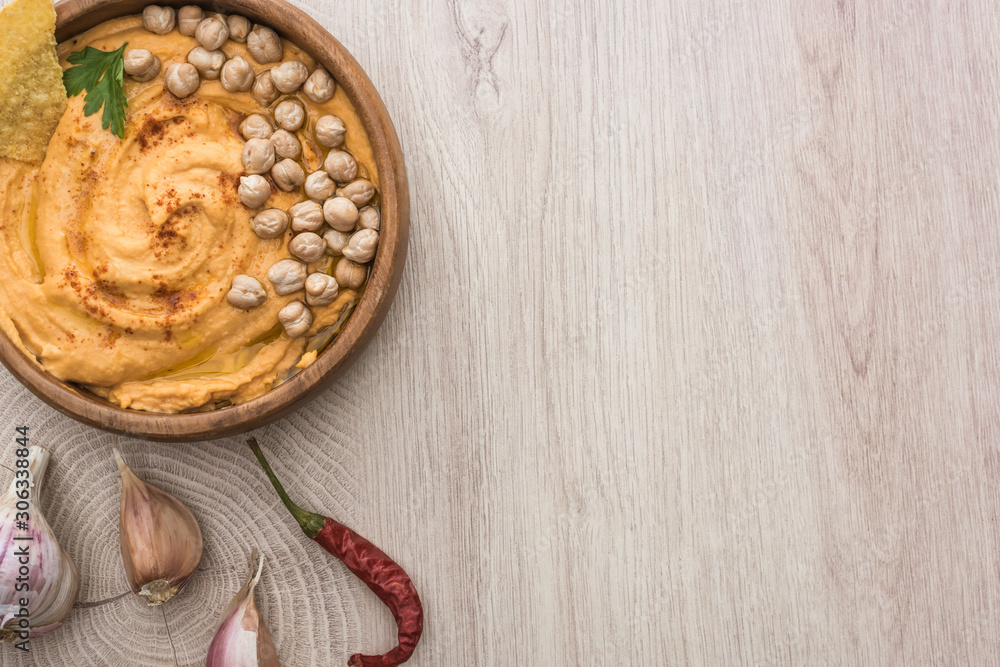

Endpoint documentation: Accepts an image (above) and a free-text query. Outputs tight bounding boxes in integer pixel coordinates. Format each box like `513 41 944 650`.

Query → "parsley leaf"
63 43 129 139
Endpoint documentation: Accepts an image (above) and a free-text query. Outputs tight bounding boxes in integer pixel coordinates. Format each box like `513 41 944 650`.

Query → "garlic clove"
115 449 203 605
0 446 80 641
207 549 279 667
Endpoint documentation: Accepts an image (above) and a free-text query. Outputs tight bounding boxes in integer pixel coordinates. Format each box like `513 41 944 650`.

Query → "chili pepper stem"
247 437 326 539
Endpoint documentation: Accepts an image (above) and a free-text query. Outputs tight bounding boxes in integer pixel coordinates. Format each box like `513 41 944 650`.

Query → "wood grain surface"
2 0 1000 665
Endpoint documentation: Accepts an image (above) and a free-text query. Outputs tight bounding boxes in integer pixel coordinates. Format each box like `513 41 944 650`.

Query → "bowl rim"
0 0 409 441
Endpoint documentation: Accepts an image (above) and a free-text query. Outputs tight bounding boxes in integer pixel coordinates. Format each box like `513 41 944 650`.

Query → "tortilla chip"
0 0 67 164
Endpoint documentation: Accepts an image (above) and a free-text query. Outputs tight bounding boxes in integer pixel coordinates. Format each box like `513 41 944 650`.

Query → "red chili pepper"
248 437 424 667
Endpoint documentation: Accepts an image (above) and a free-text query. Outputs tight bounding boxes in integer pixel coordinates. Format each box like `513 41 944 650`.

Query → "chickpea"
304 171 337 201
323 228 350 255
289 200 325 232
303 68 336 104
334 258 367 290
227 275 267 310
251 70 279 107
240 113 273 140
342 229 379 264
221 56 254 92
177 6 203 36
195 15 229 51
274 100 305 132
358 206 380 231
289 232 327 263
142 5 176 35
227 15 251 43
271 129 301 160
271 159 305 192
323 196 359 232
278 300 312 338
315 115 346 148
337 179 376 207
324 150 358 183
305 273 339 307
241 138 276 175
124 49 161 82
238 175 271 209
164 63 200 98
250 208 288 239
247 25 283 64
268 259 307 295
271 60 309 94
187 47 226 80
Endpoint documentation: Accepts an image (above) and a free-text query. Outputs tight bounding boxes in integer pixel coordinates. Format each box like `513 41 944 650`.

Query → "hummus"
0 16 379 412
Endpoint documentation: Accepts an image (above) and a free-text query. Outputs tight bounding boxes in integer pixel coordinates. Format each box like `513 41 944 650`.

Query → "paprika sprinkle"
248 437 424 667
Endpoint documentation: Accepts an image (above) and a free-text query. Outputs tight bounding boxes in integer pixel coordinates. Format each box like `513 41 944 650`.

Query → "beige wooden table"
3 0 1000 665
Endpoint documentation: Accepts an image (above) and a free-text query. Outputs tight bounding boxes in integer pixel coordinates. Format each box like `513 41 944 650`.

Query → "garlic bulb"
115 449 203 605
0 447 79 642
207 549 279 667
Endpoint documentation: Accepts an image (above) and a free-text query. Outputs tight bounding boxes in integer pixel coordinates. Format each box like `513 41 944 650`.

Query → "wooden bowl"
0 0 409 441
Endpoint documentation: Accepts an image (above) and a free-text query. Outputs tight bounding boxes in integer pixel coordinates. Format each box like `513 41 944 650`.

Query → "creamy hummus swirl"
0 17 378 412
